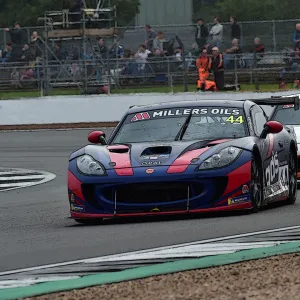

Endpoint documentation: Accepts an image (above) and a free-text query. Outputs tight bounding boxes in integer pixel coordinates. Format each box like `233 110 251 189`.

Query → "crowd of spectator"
0 18 299 88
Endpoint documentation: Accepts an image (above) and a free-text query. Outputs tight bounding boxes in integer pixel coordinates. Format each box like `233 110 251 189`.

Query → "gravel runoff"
27 253 300 300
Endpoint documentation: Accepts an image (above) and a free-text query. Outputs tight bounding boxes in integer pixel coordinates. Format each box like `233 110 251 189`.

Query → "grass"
0 83 298 99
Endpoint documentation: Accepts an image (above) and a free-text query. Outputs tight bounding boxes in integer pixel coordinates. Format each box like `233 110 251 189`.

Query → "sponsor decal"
228 195 250 205
141 161 161 166
265 151 289 186
131 112 151 122
152 108 240 118
151 208 160 212
159 154 170 158
149 156 158 160
225 116 244 123
130 108 241 122
70 204 85 212
242 184 249 194
70 193 75 203
264 180 289 202
146 168 155 174
283 104 294 108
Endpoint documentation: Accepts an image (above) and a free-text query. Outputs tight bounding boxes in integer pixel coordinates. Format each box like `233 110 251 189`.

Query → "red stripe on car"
68 171 85 201
167 148 209 174
107 146 133 176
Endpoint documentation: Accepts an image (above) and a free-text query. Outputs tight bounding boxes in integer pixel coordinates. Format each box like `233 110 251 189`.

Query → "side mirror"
260 121 283 139
88 131 107 145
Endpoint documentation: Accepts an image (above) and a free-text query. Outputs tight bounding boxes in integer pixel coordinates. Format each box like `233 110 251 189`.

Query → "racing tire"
286 149 297 205
74 218 103 225
250 154 264 212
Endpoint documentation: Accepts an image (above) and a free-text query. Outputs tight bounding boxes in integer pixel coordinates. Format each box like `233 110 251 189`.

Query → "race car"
68 96 299 224
265 94 300 184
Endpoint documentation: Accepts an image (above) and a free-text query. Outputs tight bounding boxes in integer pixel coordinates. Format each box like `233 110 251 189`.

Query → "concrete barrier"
0 91 297 127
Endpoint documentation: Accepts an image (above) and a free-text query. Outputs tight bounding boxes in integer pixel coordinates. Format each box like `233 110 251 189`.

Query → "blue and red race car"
68 96 299 224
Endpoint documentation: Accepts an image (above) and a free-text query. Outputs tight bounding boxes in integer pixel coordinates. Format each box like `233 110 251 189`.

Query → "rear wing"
251 94 300 110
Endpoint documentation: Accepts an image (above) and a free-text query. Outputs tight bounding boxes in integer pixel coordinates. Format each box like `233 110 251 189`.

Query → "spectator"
135 44 151 75
20 44 35 62
204 42 213 55
5 22 24 46
211 46 224 90
175 47 183 61
109 42 125 59
293 23 300 51
223 38 242 68
195 19 209 50
95 37 108 59
209 17 223 49
145 25 157 50
245 37 265 67
53 43 68 60
1 43 13 63
31 31 43 58
153 31 166 55
230 16 241 41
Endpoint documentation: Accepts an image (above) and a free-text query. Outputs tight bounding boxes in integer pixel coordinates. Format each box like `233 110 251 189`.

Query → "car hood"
71 138 247 169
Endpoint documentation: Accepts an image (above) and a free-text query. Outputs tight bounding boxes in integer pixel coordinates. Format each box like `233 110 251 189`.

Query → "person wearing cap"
211 46 224 90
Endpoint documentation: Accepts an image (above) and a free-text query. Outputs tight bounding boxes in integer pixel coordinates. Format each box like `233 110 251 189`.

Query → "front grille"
103 182 203 204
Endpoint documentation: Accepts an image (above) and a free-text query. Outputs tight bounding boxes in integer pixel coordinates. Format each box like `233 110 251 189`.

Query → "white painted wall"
0 91 297 125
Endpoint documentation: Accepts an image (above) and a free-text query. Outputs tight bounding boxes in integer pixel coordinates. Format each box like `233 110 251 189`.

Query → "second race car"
68 96 299 224
265 94 300 184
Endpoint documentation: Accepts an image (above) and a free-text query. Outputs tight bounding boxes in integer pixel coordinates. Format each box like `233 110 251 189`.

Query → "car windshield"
272 105 300 125
112 107 248 143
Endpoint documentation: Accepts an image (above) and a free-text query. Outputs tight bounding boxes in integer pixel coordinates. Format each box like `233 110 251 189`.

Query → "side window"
250 105 267 135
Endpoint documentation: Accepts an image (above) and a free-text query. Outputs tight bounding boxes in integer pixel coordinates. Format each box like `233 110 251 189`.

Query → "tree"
214 0 300 21
0 0 140 27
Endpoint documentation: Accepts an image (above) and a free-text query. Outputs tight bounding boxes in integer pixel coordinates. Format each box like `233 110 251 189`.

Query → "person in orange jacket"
196 49 216 91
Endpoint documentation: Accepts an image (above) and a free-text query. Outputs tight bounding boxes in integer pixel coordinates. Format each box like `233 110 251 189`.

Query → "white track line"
0 175 45 181
0 225 300 276
0 169 56 192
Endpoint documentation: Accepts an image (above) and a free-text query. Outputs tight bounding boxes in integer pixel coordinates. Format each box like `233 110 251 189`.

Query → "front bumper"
68 157 253 219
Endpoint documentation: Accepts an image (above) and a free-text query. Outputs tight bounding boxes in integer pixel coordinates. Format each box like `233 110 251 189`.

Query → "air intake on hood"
141 146 172 156
107 145 129 153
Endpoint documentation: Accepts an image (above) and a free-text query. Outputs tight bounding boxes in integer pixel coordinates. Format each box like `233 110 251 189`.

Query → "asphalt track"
0 129 300 272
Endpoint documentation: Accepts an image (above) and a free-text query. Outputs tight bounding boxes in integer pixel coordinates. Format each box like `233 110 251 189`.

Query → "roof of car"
127 99 247 114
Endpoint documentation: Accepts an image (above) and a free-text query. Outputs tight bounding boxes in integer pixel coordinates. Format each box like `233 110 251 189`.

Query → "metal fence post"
272 20 277 52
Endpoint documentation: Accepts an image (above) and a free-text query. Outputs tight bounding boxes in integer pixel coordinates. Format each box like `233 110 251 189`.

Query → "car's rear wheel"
287 149 297 204
250 154 263 212
74 218 103 225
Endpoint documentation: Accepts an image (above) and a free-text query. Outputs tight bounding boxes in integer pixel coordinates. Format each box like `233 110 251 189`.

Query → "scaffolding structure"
37 0 119 92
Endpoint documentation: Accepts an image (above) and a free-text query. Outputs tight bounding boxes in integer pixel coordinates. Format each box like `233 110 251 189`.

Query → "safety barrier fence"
0 51 299 94
1 19 300 52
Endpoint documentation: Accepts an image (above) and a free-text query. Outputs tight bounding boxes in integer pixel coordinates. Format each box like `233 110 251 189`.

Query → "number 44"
226 116 244 123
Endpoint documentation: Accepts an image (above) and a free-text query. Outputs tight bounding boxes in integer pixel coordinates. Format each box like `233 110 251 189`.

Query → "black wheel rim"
251 158 262 207
289 152 297 197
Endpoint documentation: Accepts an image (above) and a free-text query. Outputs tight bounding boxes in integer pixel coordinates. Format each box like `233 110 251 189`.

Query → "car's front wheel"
250 154 264 212
287 148 297 204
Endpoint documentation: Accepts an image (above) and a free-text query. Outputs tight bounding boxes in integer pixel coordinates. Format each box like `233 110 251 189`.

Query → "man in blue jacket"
293 23 300 50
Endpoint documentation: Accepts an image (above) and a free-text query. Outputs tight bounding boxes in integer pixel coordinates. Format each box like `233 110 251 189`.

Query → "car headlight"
76 155 106 175
198 147 242 170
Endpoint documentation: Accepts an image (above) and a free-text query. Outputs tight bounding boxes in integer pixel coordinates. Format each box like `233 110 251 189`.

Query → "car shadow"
65 200 292 227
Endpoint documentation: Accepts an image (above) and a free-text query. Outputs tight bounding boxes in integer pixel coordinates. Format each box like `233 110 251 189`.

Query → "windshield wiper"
175 110 193 141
